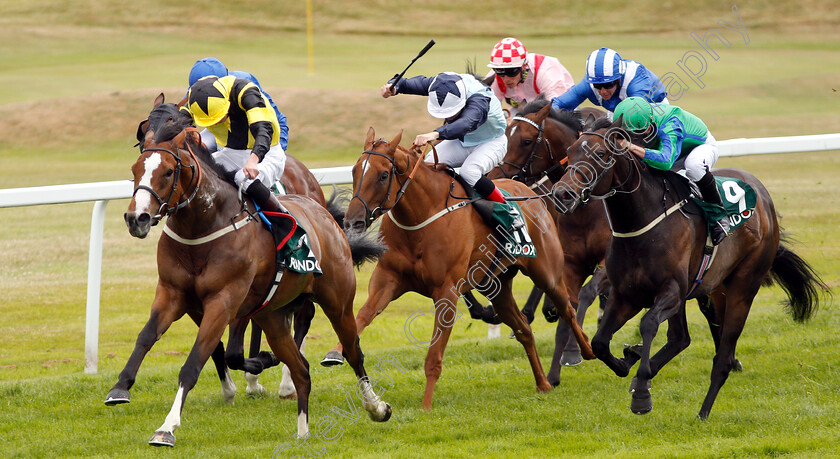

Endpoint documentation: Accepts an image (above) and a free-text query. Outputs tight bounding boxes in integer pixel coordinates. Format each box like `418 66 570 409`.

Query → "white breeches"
212 144 287 189
424 134 508 186
674 131 719 182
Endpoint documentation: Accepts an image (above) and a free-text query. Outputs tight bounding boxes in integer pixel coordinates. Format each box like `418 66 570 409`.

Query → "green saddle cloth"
490 190 537 258
692 176 757 233
284 228 322 274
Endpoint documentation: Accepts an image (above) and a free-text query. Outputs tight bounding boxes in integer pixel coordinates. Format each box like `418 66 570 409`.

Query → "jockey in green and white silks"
382 72 509 204
614 97 730 245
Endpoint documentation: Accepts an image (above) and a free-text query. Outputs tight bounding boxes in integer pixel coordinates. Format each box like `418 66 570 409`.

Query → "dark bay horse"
135 94 339 399
325 127 594 410
108 121 391 446
553 117 827 418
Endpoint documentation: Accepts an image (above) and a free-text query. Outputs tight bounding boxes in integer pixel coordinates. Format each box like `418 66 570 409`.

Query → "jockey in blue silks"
188 57 289 152
551 47 668 114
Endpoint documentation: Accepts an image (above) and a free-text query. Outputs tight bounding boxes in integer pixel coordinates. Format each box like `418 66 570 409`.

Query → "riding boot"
474 176 524 229
696 170 730 245
246 179 289 214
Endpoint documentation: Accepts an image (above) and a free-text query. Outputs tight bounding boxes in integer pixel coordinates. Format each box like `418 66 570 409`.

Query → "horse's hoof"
560 351 583 367
321 350 345 367
148 430 175 447
629 376 652 394
630 391 652 415
542 308 560 323
246 383 267 397
732 359 743 372
380 403 392 422
104 388 130 406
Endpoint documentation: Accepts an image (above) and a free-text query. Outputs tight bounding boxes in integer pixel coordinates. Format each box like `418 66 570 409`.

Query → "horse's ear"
611 115 624 130
177 95 188 108
365 126 376 150
585 113 596 127
186 128 201 146
136 120 149 143
388 130 403 154
154 93 165 108
535 102 552 121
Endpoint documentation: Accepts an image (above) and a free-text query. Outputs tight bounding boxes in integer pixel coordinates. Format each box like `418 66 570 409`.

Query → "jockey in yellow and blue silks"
381 72 510 205
552 47 667 114
613 97 730 245
188 57 289 152
182 75 286 214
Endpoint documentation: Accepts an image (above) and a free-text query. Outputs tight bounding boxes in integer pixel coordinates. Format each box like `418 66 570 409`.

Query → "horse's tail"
346 231 387 267
325 186 388 266
325 186 350 229
767 235 830 323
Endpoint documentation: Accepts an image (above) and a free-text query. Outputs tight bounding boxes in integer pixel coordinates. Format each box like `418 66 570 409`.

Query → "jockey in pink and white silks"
381 71 512 206
552 47 668 115
484 37 575 118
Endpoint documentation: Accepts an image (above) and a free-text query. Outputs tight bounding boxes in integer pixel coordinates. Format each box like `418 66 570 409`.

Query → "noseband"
133 137 202 226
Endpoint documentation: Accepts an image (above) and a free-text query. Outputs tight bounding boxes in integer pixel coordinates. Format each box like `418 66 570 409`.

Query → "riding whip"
389 39 436 91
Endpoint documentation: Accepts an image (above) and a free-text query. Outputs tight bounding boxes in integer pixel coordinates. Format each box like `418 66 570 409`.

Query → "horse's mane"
153 120 237 185
518 98 583 134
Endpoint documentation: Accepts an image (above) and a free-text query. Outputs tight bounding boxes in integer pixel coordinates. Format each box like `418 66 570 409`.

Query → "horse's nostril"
137 213 151 225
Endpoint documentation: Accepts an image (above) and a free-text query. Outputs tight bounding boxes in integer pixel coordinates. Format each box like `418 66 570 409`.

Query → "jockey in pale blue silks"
381 72 511 205
551 47 668 114
188 57 289 152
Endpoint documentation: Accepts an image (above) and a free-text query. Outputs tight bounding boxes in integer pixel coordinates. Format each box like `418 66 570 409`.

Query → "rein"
569 130 642 205
351 144 431 227
134 133 203 226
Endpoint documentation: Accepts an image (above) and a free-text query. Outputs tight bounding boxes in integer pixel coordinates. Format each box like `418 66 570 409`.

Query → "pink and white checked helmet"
487 37 527 68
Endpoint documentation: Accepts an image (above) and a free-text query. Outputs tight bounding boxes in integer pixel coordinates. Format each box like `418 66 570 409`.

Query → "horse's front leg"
322 266 404 366
417 285 462 410
149 303 232 447
590 291 643 377
105 285 186 405
630 281 684 415
184 311 236 404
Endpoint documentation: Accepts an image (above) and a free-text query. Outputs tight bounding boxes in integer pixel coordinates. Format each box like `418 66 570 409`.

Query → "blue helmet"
188 57 228 87
585 47 626 85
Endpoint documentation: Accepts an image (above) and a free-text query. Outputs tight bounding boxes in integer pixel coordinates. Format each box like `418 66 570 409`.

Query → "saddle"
441 166 501 228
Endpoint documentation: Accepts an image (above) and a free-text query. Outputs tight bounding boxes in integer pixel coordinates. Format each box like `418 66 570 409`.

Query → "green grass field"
1 1 839 457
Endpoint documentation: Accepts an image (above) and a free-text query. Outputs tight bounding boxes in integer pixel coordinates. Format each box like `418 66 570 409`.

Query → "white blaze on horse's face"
361 157 370 175
510 125 517 137
134 152 162 214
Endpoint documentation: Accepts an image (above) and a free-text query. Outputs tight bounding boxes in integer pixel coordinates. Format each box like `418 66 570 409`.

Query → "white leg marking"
297 411 309 439
134 153 162 214
156 385 184 434
358 377 389 420
245 372 266 396
220 368 237 403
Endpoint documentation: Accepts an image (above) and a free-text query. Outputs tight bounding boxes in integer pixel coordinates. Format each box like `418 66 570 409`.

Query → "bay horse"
134 94 339 399
487 101 611 384
552 117 827 418
325 127 594 410
108 119 391 446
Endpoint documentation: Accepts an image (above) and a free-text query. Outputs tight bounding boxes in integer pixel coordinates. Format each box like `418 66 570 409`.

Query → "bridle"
133 129 203 226
498 115 567 184
562 130 642 206
350 147 423 228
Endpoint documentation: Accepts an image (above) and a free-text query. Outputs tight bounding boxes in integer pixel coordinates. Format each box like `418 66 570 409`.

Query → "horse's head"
125 125 203 238
552 116 627 213
493 102 553 181
344 127 411 234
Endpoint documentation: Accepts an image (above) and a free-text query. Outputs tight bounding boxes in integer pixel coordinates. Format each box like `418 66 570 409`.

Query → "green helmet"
614 96 654 132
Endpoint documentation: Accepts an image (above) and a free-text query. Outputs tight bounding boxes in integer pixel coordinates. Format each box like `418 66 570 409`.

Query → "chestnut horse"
134 94 336 399
553 117 827 418
107 120 391 446
325 127 594 410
